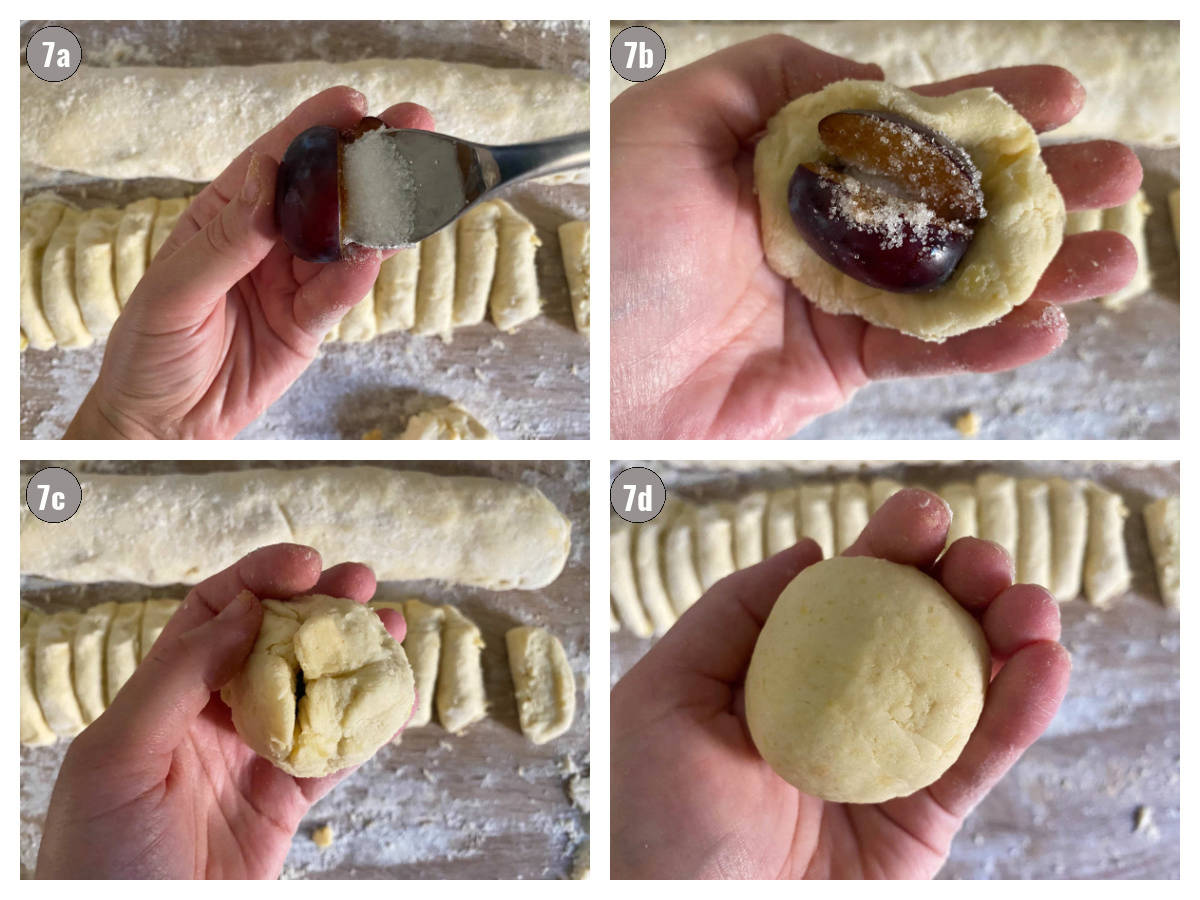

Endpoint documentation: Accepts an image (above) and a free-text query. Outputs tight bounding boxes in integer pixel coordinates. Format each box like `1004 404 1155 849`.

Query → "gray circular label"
611 467 667 524
611 26 666 83
26 26 82 83
26 467 82 523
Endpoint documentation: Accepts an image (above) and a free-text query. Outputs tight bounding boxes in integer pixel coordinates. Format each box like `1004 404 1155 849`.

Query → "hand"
66 89 434 440
35 544 407 879
611 489 1071 879
611 35 1144 438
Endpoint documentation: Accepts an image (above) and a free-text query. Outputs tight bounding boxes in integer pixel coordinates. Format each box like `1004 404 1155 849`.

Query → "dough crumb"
312 824 335 848
1133 805 1158 838
955 410 980 438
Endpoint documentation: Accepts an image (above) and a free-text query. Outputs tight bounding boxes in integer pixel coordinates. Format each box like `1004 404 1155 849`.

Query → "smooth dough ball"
754 80 1064 342
221 593 414 777
745 557 990 803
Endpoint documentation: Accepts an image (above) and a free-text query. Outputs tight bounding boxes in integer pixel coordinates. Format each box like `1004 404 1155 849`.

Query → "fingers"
927 640 1070 817
912 65 1084 134
129 152 280 329
313 562 377 602
378 101 435 131
187 543 324 617
291 252 383 334
1042 141 1143 211
843 488 951 567
862 299 1068 380
980 583 1061 658
638 539 823 687
372 607 407 645
619 34 883 150
933 538 1014 614
1030 231 1139 304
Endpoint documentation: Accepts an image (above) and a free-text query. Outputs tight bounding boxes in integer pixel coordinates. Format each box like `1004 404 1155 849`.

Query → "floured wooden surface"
610 461 1178 879
19 21 590 440
21 460 590 879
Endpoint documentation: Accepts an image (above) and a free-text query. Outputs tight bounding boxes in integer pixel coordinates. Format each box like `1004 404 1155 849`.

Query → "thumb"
132 152 279 328
102 590 263 756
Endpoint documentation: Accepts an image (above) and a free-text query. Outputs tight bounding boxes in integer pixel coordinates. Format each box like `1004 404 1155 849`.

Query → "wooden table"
20 21 590 440
609 461 1179 879
21 460 590 879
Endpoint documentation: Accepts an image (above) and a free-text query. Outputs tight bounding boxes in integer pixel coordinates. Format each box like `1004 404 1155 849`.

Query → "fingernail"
241 154 261 204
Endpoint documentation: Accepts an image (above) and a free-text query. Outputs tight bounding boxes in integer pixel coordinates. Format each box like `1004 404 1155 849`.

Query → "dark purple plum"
276 125 343 262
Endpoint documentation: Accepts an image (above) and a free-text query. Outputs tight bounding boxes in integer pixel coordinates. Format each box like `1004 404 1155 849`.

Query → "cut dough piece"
401 402 495 440
490 200 542 332
1097 191 1152 310
20 198 68 350
395 599 445 727
1016 479 1051 588
21 467 570 591
41 207 93 349
436 605 488 734
413 225 456 336
114 197 159 305
37 611 86 738
834 480 870 554
106 601 144 704
506 626 576 744
1065 208 1103 234
1083 483 1131 608
765 488 799 555
732 490 768 569
558 219 591 335
139 598 180 662
22 59 587 183
940 481 978 547
798 483 836 559
634 505 680 635
1143 496 1179 609
663 504 705 616
75 207 124 339
695 503 736 590
869 478 904 515
452 201 501 327
337 286 378 343
375 246 420 334
1048 477 1088 601
221 594 415 777
610 518 652 638
755 80 1064 341
72 601 117 724
149 196 189 259
976 473 1018 561
21 611 56 746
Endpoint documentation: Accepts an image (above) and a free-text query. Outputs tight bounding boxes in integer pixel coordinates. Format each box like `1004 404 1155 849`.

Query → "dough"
21 611 56 746
453 201 502 327
375 246 420 334
611 21 1179 147
1048 477 1088 601
976 473 1019 561
401 402 495 440
506 626 576 744
869 478 904 514
338 285 378 343
798 483 835 558
72 601 116 724
368 599 442 728
610 518 652 638
139 598 180 662
21 466 570 591
634 505 680 635
114 197 159 305
732 490 768 569
765 488 799 555
663 504 705 616
74 207 124 339
105 601 143 704
22 59 587 183
834 480 870 554
149 196 189 259
940 481 978 547
36 612 86 738
558 220 591 335
1016 479 1051 588
490 200 543 332
695 503 736 589
20 198 68 350
755 80 1064 341
1083 484 1131 608
1066 190 1153 309
1143 496 1179 609
436 605 487 734
413 225 456 337
221 593 415 777
745 557 989 803
41 207 93 349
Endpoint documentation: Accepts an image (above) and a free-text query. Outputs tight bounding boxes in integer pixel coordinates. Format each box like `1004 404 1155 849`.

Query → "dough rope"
557 219 590 335
611 474 1151 636
20 193 548 351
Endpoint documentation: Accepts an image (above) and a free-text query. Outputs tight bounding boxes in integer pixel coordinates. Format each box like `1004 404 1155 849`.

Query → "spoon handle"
482 132 590 188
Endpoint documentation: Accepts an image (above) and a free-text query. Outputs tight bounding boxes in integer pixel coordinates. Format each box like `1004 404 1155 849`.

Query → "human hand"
35 544 407 879
610 35 1143 438
611 489 1071 879
66 88 434 440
